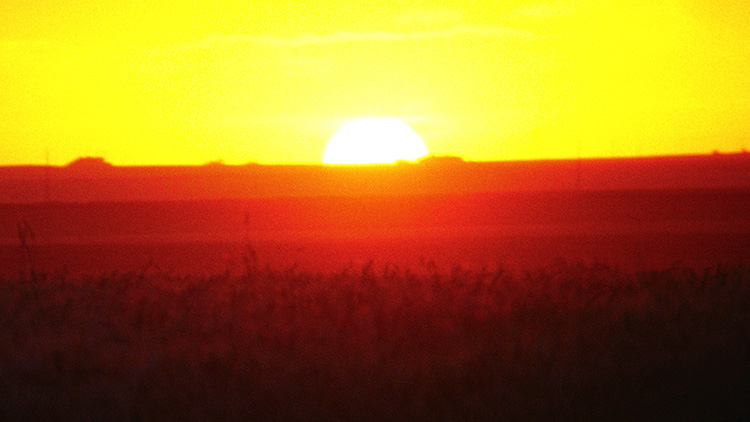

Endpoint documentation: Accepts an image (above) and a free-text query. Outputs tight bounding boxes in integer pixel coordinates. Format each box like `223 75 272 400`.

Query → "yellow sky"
1 1 748 165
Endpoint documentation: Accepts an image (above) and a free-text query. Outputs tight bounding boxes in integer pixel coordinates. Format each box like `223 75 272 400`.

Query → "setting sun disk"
322 118 429 165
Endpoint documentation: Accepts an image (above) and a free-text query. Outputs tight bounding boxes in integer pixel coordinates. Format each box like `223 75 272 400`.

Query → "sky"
1 0 748 165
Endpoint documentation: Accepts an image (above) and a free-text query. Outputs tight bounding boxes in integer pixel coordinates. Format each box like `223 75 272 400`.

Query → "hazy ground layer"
2 188 749 276
2 231 750 279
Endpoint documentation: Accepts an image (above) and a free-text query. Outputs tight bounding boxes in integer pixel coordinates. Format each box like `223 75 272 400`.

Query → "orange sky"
1 1 748 165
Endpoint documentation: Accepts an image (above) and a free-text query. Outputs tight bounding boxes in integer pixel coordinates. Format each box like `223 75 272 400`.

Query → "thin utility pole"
575 138 582 191
44 149 51 203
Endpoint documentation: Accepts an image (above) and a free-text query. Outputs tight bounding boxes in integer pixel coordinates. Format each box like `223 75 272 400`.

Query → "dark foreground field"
1 261 749 420
1 188 750 420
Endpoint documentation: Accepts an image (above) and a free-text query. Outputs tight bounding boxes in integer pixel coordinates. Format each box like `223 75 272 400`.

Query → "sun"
322 118 429 164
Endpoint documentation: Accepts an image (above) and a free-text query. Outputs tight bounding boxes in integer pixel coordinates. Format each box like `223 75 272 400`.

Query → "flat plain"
1 155 749 420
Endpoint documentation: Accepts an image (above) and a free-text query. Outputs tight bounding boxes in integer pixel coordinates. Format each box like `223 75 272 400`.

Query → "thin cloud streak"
0 24 536 57
174 25 536 51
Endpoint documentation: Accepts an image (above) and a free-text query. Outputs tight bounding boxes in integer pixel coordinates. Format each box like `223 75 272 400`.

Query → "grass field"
2 188 749 419
2 257 749 420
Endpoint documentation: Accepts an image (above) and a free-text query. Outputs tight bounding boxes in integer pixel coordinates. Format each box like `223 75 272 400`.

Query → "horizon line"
2 150 748 169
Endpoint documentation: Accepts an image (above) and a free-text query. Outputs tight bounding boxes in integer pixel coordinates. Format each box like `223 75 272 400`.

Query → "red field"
1 157 750 419
1 188 749 276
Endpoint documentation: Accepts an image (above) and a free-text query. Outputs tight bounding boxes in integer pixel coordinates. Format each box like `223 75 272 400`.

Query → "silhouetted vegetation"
418 155 466 165
1 261 749 420
66 156 112 169
203 160 226 167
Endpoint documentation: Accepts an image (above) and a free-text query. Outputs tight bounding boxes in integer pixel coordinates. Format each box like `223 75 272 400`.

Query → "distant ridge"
1 153 749 203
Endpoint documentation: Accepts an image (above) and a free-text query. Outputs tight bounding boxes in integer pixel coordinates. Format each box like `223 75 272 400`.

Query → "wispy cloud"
172 25 535 51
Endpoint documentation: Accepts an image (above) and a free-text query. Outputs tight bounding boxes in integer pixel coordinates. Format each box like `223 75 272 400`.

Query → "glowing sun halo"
323 118 429 164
